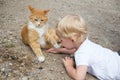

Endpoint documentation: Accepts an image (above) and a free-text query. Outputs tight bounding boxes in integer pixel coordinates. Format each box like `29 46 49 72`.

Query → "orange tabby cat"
21 5 60 62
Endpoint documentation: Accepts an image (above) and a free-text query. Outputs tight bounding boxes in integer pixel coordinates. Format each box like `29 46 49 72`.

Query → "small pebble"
61 71 64 74
9 63 13 66
21 62 25 66
38 66 43 70
53 59 56 61
33 60 39 64
22 77 28 80
3 54 9 59
1 68 5 72
10 55 18 60
50 68 54 71
61 77 65 80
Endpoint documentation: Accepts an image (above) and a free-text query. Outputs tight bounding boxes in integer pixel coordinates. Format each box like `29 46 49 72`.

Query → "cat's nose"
38 23 40 26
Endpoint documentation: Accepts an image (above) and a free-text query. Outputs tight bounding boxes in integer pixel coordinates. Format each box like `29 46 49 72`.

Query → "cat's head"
29 5 49 27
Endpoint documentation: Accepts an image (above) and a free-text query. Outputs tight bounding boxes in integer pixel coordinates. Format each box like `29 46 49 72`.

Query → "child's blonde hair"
57 15 88 43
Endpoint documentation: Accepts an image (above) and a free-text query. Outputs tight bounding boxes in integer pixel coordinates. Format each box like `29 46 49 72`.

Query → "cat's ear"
28 5 35 13
44 10 50 15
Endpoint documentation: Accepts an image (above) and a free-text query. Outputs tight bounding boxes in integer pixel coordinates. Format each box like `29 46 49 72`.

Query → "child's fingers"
65 56 68 60
62 58 65 62
46 50 51 53
62 56 70 63
65 56 71 60
47 51 57 54
46 48 57 53
62 56 74 67
46 48 54 52
62 57 68 62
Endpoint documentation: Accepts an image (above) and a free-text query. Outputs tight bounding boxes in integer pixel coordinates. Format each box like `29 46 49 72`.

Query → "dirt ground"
0 0 120 80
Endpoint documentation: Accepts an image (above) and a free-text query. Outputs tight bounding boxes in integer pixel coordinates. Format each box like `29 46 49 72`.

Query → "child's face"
56 30 76 50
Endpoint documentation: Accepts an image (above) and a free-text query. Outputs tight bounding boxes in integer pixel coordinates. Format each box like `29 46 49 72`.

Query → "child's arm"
47 48 76 54
62 57 87 80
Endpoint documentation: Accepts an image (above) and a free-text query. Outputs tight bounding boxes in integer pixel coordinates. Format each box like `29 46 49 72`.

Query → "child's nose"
61 45 65 48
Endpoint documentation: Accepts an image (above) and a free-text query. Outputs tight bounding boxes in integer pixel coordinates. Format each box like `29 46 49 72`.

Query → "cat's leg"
30 41 45 62
28 29 45 62
45 29 60 49
21 25 29 45
50 39 60 49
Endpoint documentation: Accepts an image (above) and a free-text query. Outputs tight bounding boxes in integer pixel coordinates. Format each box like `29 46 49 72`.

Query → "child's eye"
60 40 62 42
35 19 38 21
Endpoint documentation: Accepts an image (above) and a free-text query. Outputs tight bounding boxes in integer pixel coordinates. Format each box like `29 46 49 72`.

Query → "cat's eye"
41 19 44 21
35 19 38 21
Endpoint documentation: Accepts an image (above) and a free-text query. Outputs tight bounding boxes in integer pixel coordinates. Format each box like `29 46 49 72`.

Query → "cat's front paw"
38 56 45 62
54 43 60 49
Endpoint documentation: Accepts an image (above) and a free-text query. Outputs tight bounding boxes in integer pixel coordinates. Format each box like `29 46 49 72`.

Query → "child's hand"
62 56 74 67
47 48 76 54
46 48 68 54
46 48 59 53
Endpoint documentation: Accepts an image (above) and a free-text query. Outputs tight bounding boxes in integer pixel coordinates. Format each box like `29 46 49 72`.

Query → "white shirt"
74 38 120 80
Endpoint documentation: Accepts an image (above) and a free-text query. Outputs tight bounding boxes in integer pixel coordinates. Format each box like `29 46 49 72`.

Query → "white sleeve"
75 51 90 66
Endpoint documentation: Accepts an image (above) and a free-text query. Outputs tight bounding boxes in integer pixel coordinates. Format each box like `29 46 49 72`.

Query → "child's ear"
28 5 35 13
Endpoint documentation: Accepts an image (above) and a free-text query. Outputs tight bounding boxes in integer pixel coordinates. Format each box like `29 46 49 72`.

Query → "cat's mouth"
36 24 45 28
36 24 43 28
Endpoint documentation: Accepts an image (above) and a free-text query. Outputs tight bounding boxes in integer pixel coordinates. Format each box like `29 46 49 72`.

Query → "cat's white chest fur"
28 21 46 46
